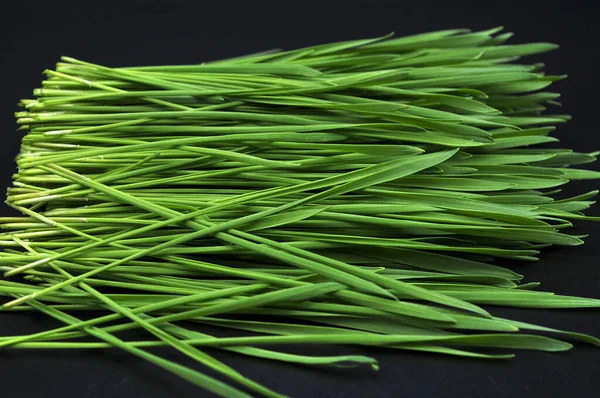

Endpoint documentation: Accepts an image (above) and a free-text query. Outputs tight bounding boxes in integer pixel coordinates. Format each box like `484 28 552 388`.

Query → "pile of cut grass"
1 27 599 397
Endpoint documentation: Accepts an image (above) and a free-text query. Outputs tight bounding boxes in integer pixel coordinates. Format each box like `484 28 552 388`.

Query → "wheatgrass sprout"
1 27 600 397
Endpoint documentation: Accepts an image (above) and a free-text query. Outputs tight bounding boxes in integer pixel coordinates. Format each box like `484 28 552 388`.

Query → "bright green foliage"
1 27 599 397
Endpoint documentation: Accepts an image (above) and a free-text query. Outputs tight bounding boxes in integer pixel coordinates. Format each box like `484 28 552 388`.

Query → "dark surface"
1 1 599 397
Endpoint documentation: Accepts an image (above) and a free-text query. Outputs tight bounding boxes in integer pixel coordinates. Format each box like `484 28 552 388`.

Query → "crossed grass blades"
1 27 599 397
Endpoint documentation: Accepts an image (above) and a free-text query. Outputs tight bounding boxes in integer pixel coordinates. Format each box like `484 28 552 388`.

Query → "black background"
1 1 599 397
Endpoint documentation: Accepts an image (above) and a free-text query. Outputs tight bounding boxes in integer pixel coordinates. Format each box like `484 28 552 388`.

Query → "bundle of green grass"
1 27 600 397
